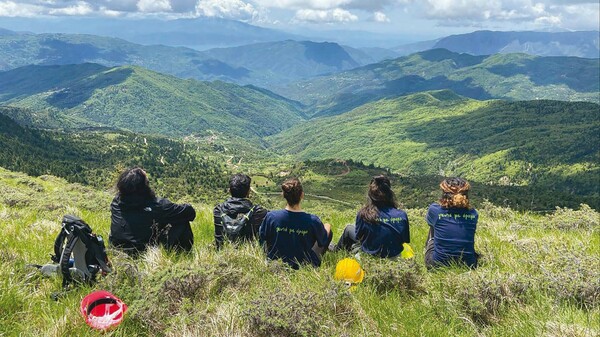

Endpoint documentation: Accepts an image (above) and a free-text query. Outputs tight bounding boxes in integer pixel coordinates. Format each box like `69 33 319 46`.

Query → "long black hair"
116 167 155 199
358 175 398 224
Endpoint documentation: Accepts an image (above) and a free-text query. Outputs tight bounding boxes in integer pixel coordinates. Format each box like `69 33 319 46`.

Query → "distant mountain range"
278 48 600 117
395 30 600 58
0 31 386 88
0 17 302 50
0 63 304 140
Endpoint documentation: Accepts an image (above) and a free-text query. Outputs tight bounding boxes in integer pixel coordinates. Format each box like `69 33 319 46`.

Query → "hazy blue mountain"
0 31 256 79
0 16 303 50
278 48 600 117
394 30 600 58
0 63 304 140
0 32 379 88
203 40 384 86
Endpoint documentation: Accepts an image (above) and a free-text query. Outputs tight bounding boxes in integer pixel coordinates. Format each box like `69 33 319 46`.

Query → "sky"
0 0 598 40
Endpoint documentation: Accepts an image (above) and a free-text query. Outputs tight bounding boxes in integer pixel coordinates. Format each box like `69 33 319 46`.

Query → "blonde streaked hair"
439 177 471 209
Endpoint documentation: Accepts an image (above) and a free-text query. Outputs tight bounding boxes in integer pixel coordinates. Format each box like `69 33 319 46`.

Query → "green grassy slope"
268 91 599 207
277 49 600 117
0 64 305 140
0 168 598 336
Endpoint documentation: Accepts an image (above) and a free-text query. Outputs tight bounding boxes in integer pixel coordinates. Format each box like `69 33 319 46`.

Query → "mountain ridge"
0 63 305 140
278 48 600 117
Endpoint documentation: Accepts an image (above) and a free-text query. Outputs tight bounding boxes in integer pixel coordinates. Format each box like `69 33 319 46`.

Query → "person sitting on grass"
331 175 410 258
424 177 479 269
259 178 333 269
109 167 196 255
213 173 267 249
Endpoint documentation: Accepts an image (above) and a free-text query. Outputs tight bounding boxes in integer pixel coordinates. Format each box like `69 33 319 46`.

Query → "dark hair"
116 167 155 199
229 173 251 198
439 177 471 209
358 175 398 224
281 178 303 206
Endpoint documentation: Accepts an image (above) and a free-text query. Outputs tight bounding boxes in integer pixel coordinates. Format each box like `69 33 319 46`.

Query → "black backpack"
51 215 112 287
220 206 257 241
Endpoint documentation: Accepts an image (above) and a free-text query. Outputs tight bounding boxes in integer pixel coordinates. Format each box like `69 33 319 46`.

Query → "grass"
0 168 598 336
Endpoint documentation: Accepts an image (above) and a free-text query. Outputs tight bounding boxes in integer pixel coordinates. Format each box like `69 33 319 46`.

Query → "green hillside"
278 49 600 117
268 91 599 207
0 64 304 140
0 108 229 201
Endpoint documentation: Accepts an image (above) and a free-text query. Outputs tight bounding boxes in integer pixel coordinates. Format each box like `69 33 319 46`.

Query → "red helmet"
80 290 127 330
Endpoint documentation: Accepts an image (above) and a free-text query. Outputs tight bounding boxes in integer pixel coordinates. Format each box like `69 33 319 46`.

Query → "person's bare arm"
323 222 332 235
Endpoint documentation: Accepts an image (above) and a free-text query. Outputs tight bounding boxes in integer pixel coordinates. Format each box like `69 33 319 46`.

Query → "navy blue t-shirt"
259 209 329 269
355 207 410 258
426 203 478 267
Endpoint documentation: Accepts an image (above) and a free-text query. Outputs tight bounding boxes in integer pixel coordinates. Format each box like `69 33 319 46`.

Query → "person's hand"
323 223 332 234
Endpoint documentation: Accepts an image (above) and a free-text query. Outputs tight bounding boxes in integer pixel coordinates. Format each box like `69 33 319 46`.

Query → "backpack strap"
51 228 68 263
59 232 79 288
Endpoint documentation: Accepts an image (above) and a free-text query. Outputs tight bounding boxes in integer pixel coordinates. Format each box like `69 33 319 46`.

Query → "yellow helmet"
401 243 414 259
334 258 365 285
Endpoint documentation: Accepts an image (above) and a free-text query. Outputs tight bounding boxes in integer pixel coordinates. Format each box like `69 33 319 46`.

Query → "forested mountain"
0 17 301 50
0 108 228 201
278 49 600 117
394 30 600 58
0 63 304 140
268 91 599 206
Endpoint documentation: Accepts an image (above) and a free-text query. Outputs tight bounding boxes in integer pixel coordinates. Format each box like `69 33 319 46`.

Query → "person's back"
259 178 332 269
333 175 410 258
213 174 267 249
355 206 409 258
425 177 478 268
109 168 196 255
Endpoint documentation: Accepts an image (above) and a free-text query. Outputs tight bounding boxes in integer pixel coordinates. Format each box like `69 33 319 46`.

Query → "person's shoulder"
390 207 408 217
428 202 443 211
156 197 193 209
309 213 323 223
267 209 286 218
213 200 226 214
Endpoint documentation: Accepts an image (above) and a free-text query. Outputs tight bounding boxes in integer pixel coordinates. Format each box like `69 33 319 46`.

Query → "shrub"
547 204 599 230
363 258 425 295
246 282 356 337
456 274 529 325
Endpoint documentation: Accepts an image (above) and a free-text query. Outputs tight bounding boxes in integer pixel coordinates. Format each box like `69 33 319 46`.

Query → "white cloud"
195 0 259 20
256 0 406 11
373 11 389 22
49 1 93 15
0 1 44 16
137 0 172 13
419 0 599 30
294 7 358 23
